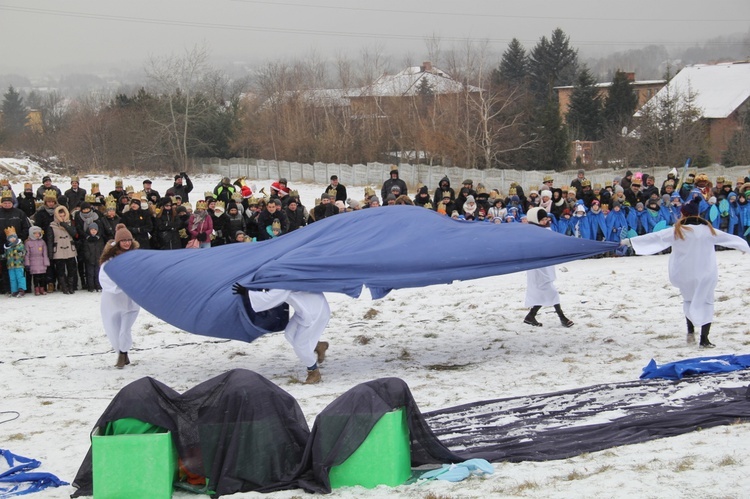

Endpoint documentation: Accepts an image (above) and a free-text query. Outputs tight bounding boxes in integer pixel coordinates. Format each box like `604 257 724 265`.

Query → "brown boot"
47 283 55 293
124 352 130 365
115 352 127 369
314 341 329 364
304 368 321 384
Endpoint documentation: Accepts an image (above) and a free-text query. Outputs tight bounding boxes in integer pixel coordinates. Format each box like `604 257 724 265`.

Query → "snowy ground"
2 161 750 498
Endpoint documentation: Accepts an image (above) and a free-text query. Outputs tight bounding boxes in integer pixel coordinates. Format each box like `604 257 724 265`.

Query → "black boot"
686 318 696 344
524 306 543 327
554 304 574 328
67 276 76 294
59 278 71 295
699 323 715 348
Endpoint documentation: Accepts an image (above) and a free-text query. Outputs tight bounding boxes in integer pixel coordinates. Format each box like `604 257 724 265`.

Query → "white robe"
99 261 141 353
630 225 750 327
247 289 330 368
525 226 561 307
525 266 560 307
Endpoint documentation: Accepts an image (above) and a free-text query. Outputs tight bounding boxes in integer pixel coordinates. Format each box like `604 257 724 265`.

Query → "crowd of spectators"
1 167 749 297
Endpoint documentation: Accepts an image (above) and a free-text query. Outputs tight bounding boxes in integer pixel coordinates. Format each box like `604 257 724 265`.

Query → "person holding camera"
165 171 194 203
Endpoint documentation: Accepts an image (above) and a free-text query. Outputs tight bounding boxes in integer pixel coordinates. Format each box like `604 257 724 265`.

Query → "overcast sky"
1 0 748 76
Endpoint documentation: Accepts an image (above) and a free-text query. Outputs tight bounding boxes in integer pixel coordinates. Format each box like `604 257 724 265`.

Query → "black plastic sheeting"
424 371 750 462
71 369 750 497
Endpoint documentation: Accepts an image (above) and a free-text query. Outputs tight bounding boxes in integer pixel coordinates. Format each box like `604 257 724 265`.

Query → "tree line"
1 31 749 173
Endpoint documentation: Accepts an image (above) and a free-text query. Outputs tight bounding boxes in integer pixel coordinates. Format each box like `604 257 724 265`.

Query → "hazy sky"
1 0 748 76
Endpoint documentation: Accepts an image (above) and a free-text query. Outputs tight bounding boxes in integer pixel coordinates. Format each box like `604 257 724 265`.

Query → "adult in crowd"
64 176 87 210
166 172 194 203
35 176 62 200
323 175 347 203
381 168 408 202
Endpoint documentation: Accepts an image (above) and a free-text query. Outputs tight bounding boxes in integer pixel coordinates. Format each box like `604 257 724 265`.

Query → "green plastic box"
329 407 411 489
92 425 177 499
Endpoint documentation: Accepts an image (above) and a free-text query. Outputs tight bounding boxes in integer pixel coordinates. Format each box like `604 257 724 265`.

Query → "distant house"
555 72 665 124
347 61 482 116
637 61 750 163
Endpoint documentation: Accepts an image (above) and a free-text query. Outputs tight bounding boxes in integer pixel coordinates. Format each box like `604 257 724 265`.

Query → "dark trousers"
53 258 77 291
85 263 101 290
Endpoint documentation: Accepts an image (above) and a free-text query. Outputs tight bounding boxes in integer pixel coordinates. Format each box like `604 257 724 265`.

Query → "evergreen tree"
722 110 750 166
416 76 433 96
604 70 638 130
526 100 570 170
528 28 578 103
566 66 603 141
493 38 528 87
1 85 28 136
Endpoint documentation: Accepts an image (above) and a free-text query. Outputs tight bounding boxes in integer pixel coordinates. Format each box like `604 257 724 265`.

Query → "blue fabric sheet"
640 354 750 380
106 205 617 343
0 449 68 498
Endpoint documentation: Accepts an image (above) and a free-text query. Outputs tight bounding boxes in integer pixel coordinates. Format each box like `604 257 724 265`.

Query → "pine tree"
528 28 578 103
416 76 434 96
566 66 603 141
493 38 528 87
604 70 638 130
1 85 28 136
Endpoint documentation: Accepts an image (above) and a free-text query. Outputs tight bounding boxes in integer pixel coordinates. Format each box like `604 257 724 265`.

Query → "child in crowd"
83 222 105 291
24 226 50 295
3 228 27 297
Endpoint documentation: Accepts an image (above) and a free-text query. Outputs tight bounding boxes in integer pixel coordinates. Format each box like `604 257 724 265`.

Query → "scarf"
191 209 208 232
79 210 99 234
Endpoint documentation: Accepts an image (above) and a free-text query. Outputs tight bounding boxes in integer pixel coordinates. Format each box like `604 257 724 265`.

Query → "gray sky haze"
1 0 748 76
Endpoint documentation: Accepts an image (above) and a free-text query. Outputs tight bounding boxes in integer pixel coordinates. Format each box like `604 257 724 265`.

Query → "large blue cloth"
640 354 750 380
106 206 617 343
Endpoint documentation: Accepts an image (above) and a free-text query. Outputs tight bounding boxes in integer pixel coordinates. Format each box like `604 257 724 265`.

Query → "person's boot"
47 282 55 293
115 352 127 368
314 341 329 364
554 304 574 327
40 284 47 295
34 286 41 296
524 306 542 327
17 289 25 298
124 352 130 365
686 318 696 344
59 279 70 295
304 368 321 384
68 277 76 294
699 323 715 348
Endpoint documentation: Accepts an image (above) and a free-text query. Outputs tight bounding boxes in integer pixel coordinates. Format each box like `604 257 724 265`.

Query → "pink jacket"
24 238 50 274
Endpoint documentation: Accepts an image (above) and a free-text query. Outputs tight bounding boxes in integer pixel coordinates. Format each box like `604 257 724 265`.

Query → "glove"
231 283 247 295
197 232 207 242
178 229 187 238
180 172 187 177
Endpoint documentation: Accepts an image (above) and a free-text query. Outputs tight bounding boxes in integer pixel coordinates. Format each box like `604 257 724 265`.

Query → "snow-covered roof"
644 62 750 119
555 79 665 90
355 66 481 98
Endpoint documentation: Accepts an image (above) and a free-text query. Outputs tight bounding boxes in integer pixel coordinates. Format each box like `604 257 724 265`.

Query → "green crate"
92 425 177 499
329 407 411 489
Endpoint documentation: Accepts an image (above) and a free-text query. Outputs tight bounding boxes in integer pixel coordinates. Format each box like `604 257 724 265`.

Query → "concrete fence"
194 157 750 194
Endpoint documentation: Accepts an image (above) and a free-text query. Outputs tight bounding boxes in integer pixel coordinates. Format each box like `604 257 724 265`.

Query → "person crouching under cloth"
232 284 330 384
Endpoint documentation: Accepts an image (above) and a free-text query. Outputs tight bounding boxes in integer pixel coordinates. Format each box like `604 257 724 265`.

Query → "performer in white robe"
99 224 141 368
625 199 749 347
524 207 574 328
244 288 330 384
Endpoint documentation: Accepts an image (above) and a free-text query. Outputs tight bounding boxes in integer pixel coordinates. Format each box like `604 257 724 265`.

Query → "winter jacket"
47 220 78 260
256 209 288 241
0 206 31 247
18 192 37 218
64 187 87 210
381 177 408 201
154 210 184 250
284 205 307 232
98 214 121 243
187 212 213 242
309 203 338 224
3 240 26 269
24 236 49 274
165 174 194 203
209 211 231 246
121 207 154 249
432 177 455 206
82 234 106 266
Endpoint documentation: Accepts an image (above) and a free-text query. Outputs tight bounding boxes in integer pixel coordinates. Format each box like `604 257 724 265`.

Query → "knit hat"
540 189 552 199
662 194 671 205
89 222 99 232
681 199 700 217
526 207 549 226
42 175 51 183
114 223 133 243
347 198 360 209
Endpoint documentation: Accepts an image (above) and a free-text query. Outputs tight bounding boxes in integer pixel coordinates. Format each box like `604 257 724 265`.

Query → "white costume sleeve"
630 229 675 255
247 288 292 312
712 231 750 253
